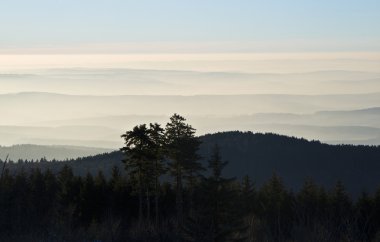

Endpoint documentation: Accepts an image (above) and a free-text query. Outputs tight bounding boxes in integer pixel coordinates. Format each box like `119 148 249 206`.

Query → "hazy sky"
0 1 379 90
1 0 379 53
0 1 379 147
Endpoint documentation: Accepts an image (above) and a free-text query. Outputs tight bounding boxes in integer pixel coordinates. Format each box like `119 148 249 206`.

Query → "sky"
0 0 379 53
0 1 379 89
0 1 380 147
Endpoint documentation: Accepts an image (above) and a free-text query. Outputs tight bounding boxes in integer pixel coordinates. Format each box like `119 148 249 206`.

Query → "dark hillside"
200 132 380 195
4 131 380 195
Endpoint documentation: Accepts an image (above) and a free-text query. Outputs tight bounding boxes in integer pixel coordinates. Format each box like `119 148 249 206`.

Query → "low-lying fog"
1 54 379 149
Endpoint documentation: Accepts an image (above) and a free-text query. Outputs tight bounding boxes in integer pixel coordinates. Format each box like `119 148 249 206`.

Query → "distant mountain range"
5 131 380 196
0 144 113 161
0 97 380 147
1 69 379 95
0 69 379 147
2 92 380 123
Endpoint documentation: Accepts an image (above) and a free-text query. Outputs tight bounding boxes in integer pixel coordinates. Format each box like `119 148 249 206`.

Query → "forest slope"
4 131 380 196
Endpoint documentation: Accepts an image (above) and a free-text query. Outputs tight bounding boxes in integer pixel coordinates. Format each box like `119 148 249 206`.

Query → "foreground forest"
1 114 380 241
2 164 380 241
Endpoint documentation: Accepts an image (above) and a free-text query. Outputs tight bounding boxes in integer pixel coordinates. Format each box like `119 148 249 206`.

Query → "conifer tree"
148 122 166 225
94 170 108 221
258 173 293 241
328 180 353 238
297 178 321 226
121 124 152 224
109 166 131 218
165 114 202 225
355 191 375 241
0 168 13 233
57 165 76 208
79 173 96 225
29 168 47 227
186 144 242 242
241 175 256 214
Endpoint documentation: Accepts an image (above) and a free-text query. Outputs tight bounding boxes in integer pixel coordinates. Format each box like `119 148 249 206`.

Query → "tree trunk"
138 169 143 226
188 171 194 214
176 164 183 227
155 159 159 226
146 187 150 221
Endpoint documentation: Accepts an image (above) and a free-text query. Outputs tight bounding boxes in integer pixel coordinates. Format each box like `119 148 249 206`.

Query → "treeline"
1 163 380 241
2 152 124 179
1 114 380 241
3 131 380 197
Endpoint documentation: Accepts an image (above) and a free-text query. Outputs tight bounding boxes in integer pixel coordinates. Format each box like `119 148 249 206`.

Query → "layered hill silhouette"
1 92 380 147
1 69 379 96
0 144 112 161
4 131 380 196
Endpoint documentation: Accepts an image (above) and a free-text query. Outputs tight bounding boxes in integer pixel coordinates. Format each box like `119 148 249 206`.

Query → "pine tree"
56 165 81 230
258 173 293 241
373 188 380 240
121 124 153 224
13 168 31 232
186 144 242 242
79 172 96 225
328 180 353 239
94 170 108 221
109 166 128 217
241 175 256 214
29 168 47 228
148 122 166 225
355 191 375 241
0 168 13 234
296 178 321 226
165 114 203 226
57 165 76 207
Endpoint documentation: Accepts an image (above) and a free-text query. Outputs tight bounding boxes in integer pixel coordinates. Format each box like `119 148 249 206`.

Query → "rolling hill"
0 144 113 161
1 104 380 147
1 69 379 96
4 131 380 196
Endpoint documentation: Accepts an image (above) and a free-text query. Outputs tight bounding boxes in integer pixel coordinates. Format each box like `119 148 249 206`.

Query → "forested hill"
0 144 113 160
5 131 380 195
200 132 380 195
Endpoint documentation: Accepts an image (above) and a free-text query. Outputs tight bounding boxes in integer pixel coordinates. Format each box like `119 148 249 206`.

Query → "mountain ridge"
4 131 380 196
0 144 113 161
3 91 380 98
